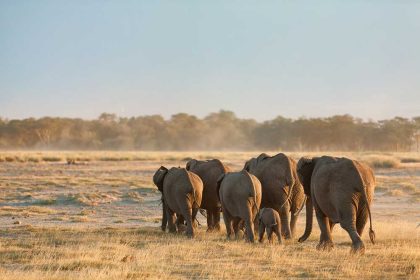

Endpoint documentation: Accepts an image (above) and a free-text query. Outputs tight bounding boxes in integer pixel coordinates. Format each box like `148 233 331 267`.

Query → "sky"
1 0 419 121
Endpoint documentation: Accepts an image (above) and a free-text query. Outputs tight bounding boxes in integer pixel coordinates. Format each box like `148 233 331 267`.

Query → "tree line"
0 111 419 151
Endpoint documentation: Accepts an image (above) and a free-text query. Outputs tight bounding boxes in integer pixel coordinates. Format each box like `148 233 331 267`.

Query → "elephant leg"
258 222 265 243
238 219 245 233
244 207 255 243
166 206 176 233
314 204 333 250
180 206 194 238
278 202 292 239
267 227 273 244
339 205 365 254
222 209 233 240
206 208 214 231
192 208 199 229
274 224 282 244
232 218 241 239
161 200 168 231
176 215 186 233
290 210 298 238
213 207 221 231
329 219 336 234
356 207 368 236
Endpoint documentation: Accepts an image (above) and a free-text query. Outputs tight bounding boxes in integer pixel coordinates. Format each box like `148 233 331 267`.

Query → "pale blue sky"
1 1 419 121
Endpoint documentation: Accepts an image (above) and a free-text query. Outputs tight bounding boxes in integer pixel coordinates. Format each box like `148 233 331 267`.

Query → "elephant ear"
297 157 315 196
257 153 269 163
216 173 225 200
186 159 198 171
243 160 251 171
244 158 258 172
153 166 168 192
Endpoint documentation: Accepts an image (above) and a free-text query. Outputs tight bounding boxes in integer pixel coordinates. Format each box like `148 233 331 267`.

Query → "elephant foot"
206 226 215 233
168 226 177 234
161 226 166 232
186 231 194 238
177 224 187 233
350 242 365 255
316 240 334 251
283 234 292 240
281 230 292 240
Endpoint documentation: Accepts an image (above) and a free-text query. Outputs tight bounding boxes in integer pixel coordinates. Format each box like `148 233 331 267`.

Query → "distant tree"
0 113 418 151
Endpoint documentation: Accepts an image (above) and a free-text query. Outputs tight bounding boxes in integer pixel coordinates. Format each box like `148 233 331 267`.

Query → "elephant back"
256 153 295 188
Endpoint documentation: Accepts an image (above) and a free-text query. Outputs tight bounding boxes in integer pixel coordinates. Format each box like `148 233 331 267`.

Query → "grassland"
0 151 419 279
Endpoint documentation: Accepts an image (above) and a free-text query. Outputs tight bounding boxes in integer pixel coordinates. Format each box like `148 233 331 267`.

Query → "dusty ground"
0 151 419 279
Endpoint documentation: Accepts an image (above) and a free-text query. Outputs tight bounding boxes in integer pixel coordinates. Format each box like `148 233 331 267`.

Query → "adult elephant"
244 153 305 239
186 159 230 232
297 156 376 253
153 166 203 238
217 170 262 242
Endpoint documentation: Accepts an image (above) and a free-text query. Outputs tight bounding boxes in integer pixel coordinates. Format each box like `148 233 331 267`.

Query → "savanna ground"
0 151 419 279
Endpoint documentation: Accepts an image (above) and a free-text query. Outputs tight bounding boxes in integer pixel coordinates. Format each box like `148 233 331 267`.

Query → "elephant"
244 153 305 239
217 170 262 242
186 159 231 232
297 156 376 253
153 166 203 238
258 208 282 244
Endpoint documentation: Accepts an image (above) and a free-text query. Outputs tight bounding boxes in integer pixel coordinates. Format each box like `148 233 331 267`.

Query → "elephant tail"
361 184 375 244
278 157 296 211
278 185 293 210
293 195 306 217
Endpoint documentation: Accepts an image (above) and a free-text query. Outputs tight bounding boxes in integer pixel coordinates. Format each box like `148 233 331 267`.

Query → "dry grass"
0 151 419 279
0 223 418 280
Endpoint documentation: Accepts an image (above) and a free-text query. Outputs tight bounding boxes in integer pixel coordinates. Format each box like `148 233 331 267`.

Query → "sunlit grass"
0 223 418 279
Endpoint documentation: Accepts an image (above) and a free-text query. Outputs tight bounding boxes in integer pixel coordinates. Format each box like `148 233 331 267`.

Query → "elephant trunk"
298 196 313 242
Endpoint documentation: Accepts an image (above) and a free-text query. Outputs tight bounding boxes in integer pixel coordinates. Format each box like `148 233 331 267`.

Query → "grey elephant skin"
258 208 282 244
186 159 230 232
153 166 203 238
217 170 262 242
244 153 305 239
297 156 376 253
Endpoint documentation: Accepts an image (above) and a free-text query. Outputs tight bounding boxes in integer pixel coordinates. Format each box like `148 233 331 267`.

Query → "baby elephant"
258 208 282 244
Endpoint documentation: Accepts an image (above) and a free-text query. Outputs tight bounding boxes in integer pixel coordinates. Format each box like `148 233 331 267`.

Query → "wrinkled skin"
258 208 282 244
153 166 203 238
297 156 376 254
217 170 262 243
186 159 230 232
244 153 305 239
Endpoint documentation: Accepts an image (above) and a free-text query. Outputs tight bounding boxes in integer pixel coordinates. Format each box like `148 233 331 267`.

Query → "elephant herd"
153 153 376 253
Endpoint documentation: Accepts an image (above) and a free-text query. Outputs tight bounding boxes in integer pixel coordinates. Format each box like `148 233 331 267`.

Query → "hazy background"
1 1 420 121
